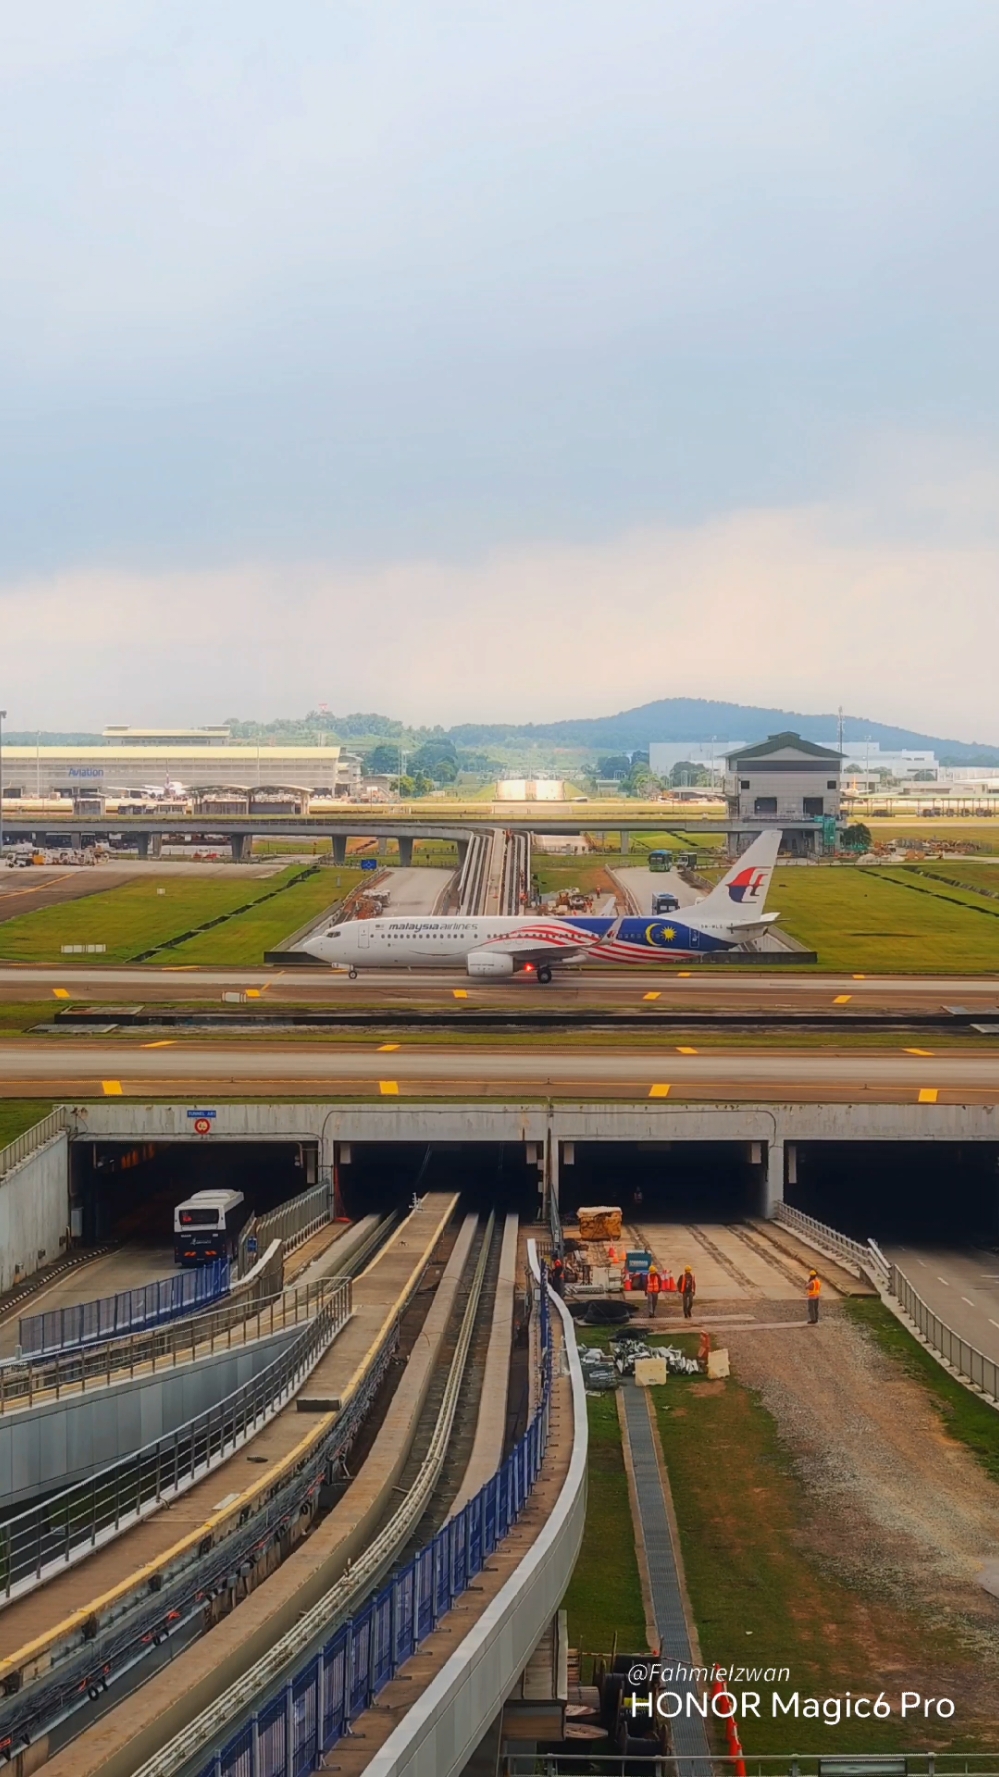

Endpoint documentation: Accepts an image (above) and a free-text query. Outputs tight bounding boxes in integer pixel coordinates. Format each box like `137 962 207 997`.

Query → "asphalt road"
884 1242 999 1369
0 1040 995 1101
2 963 999 1017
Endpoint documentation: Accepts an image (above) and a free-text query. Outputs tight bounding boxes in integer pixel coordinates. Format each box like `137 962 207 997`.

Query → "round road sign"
193 1117 212 1135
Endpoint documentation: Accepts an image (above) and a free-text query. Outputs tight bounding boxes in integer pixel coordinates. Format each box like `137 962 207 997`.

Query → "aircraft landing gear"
348 967 358 979
536 965 553 985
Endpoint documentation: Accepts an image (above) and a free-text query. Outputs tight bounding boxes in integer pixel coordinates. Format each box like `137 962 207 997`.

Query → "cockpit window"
327 928 341 939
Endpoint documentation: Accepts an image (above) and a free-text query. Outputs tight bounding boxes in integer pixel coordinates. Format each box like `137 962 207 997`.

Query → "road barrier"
890 1264 999 1404
18 1259 230 1357
0 1109 72 1184
186 1261 554 1777
0 1279 351 1602
239 1179 333 1272
772 1201 888 1283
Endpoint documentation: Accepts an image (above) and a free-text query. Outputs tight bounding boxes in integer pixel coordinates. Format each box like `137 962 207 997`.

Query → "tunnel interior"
336 1143 544 1220
559 1141 763 1223
71 1140 318 1245
788 1142 999 1244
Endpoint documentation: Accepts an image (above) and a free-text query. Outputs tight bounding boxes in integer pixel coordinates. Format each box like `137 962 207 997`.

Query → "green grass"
867 820 999 853
0 1100 55 1149
653 1369 993 1752
770 867 999 972
0 1003 54 1032
845 1297 999 1484
562 1393 649 1655
532 858 619 897
163 868 364 963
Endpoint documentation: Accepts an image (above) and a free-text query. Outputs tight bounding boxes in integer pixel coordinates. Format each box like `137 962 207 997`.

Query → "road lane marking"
833 994 852 1005
648 1083 671 1098
102 1080 123 1095
378 1043 400 1052
918 1087 939 1103
962 1296 975 1306
677 972 692 978
937 1276 950 1285
142 1040 175 1049
853 974 866 979
452 989 468 1000
677 1046 698 1055
905 1048 934 1056
52 988 70 999
990 1320 999 1331
643 992 661 1001
379 1080 399 1095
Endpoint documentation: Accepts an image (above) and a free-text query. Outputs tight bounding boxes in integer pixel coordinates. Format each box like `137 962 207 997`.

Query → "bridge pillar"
230 833 246 863
377 838 389 857
456 838 469 868
763 1141 785 1217
397 835 414 868
331 834 347 866
619 829 630 855
136 832 162 860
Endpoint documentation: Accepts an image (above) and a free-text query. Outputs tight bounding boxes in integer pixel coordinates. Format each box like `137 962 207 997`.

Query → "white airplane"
302 829 783 982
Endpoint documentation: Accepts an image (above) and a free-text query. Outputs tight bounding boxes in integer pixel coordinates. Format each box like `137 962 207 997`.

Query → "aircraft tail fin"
694 829 782 923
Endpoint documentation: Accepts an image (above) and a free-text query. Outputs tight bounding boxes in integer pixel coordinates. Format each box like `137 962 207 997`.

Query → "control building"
1 727 361 811
724 732 842 855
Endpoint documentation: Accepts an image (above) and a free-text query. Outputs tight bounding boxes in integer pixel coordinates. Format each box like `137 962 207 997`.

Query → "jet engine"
466 949 516 977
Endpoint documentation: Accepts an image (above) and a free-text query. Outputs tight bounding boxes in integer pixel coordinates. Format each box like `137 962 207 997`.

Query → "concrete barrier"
0 1132 69 1295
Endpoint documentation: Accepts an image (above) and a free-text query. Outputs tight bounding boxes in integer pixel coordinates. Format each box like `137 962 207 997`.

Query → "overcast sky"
3 2 999 738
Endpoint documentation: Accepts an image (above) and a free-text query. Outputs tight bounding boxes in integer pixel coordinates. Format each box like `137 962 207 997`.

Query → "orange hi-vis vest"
806 1274 821 1298
647 1271 661 1294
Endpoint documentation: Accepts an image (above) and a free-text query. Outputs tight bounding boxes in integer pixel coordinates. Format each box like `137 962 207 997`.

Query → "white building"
725 732 842 854
649 741 745 779
0 726 361 804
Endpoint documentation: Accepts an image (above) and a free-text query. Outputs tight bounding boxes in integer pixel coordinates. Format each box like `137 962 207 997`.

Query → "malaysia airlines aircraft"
302 829 783 982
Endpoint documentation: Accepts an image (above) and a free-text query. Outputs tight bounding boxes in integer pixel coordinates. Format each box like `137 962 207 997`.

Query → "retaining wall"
0 1134 69 1294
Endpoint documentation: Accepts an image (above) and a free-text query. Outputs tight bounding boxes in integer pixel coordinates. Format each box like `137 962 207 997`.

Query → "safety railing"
18 1258 230 1357
772 1201 887 1282
0 1109 72 1184
891 1265 999 1403
239 1178 333 1271
0 1273 349 1413
0 1278 351 1602
195 1262 554 1777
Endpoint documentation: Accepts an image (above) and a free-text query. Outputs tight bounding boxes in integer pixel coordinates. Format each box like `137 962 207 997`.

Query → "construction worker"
680 1265 696 1320
806 1269 821 1324
646 1263 662 1318
550 1256 565 1299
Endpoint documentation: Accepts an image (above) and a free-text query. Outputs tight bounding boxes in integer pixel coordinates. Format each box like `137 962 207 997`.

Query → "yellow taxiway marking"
905 1047 934 1057
163 966 198 971
648 1083 671 1098
853 974 867 980
452 989 468 1000
142 1040 175 1049
918 1087 939 1104
643 991 661 1001
379 1080 400 1096
677 972 692 978
378 1043 400 1052
245 988 261 998
833 994 852 1005
52 988 70 999
102 1080 123 1096
676 1046 698 1055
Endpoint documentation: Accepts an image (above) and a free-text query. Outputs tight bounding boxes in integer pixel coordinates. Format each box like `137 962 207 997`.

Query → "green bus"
648 849 673 872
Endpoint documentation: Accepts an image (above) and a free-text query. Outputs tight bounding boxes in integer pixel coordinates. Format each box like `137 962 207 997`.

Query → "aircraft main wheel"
348 967 358 979
536 965 553 985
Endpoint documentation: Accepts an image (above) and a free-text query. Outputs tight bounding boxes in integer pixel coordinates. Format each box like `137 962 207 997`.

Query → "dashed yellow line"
452 989 468 1000
642 991 661 1002
142 1040 175 1049
677 972 692 979
102 1080 123 1096
833 994 852 1005
905 1047 933 1057
648 1083 671 1098
379 1080 399 1096
676 1046 697 1055
918 1087 939 1104
52 988 70 1000
378 1043 400 1053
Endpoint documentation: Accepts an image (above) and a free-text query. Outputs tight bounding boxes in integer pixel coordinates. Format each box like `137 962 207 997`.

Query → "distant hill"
7 700 999 764
446 699 999 764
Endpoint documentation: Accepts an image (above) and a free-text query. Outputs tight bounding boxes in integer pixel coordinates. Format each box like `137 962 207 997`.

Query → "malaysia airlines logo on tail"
728 867 766 903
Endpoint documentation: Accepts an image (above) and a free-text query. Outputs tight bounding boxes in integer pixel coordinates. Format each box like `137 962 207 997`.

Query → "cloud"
4 493 999 740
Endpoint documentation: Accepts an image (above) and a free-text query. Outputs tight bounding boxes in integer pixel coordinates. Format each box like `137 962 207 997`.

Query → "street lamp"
0 710 6 864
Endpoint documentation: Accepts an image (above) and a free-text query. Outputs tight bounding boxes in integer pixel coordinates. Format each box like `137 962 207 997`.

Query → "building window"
803 797 824 817
754 797 778 815
827 779 837 789
740 779 750 790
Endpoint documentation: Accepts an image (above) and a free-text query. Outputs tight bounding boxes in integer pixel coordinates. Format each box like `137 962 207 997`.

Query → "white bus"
173 1189 248 1266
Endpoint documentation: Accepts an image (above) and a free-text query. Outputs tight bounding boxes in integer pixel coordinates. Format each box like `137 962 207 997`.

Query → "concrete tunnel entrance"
70 1140 319 1245
558 1141 765 1222
787 1142 999 1244
335 1143 545 1221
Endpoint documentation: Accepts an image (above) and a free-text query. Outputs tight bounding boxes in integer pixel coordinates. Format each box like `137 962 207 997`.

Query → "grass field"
867 821 999 852
561 1393 649 1656
0 1100 55 1149
654 1359 992 1752
770 867 999 971
0 867 362 965
845 1299 999 1484
162 868 364 962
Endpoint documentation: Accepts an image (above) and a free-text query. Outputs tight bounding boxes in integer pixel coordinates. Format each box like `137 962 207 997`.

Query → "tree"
597 754 631 779
367 743 402 776
842 822 872 852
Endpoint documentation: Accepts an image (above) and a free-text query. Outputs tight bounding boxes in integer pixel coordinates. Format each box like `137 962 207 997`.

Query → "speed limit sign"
193 1117 212 1135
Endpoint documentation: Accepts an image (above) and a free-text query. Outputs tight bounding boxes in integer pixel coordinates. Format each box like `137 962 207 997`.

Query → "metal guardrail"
891 1264 999 1403
190 1245 552 1777
18 1259 230 1357
0 1109 72 1183
0 1278 351 1603
500 1762 997 1775
772 1201 887 1282
239 1179 333 1272
0 1274 348 1413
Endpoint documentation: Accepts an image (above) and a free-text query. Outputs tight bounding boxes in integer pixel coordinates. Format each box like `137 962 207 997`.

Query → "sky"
2 2 999 739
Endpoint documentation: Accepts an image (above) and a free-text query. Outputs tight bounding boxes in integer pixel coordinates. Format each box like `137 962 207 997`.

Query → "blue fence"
202 1268 554 1777
18 1260 231 1357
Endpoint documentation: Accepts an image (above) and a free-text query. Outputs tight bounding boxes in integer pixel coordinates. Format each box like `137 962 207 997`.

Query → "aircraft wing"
475 937 591 967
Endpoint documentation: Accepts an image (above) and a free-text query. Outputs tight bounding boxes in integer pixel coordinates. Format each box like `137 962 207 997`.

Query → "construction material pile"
611 1336 701 1377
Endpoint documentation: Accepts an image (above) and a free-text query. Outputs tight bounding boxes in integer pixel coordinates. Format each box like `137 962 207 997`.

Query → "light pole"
0 710 6 863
